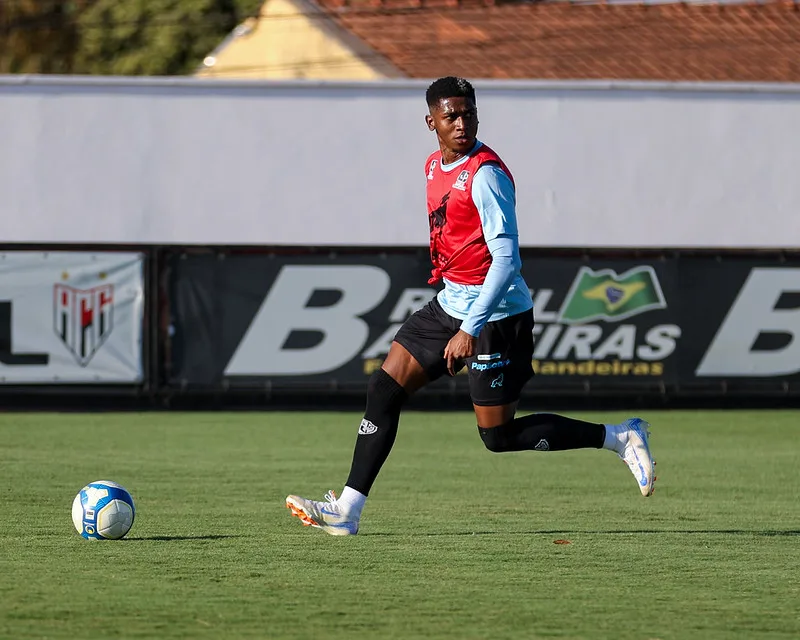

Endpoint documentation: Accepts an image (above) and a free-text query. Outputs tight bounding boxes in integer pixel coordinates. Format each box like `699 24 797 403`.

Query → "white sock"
338 486 367 518
602 424 626 453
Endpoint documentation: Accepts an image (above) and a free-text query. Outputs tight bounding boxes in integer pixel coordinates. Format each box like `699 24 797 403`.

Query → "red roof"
317 0 800 81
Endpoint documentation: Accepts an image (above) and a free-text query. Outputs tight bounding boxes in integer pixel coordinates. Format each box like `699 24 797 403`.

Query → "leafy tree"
0 0 263 75
0 0 91 73
75 0 262 75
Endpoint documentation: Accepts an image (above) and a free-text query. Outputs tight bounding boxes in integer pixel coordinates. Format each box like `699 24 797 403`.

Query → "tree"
0 0 264 75
0 0 91 73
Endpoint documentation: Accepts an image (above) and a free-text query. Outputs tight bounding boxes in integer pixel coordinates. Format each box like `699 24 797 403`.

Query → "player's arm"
443 163 520 374
460 163 521 337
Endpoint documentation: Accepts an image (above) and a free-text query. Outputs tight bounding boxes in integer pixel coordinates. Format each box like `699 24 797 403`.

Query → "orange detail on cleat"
286 500 318 528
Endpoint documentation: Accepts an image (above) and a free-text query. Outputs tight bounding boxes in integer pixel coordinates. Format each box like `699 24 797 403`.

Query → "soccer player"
286 77 655 535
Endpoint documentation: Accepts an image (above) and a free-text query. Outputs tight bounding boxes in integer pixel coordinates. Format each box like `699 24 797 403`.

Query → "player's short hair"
426 76 476 108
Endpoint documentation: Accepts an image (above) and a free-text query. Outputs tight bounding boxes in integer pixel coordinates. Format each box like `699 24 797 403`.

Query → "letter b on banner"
225 265 391 376
697 268 800 376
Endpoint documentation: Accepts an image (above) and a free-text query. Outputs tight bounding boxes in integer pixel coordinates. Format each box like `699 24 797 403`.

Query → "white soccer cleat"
285 491 359 536
617 418 656 497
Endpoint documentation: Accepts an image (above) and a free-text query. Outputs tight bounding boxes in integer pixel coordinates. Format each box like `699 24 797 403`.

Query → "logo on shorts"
453 170 470 191
472 359 511 371
476 353 501 362
358 419 378 435
490 373 504 388
534 439 550 451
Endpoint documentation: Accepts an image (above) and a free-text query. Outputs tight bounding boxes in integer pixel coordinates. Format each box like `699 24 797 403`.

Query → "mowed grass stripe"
0 411 798 639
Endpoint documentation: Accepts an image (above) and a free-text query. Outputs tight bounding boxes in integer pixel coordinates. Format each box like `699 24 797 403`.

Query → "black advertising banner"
678 257 800 395
166 251 800 397
167 251 442 388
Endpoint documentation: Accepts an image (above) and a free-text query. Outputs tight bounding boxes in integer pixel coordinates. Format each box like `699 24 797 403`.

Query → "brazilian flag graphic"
559 266 666 323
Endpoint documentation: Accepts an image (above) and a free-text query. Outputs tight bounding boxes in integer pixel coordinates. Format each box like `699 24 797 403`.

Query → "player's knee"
366 368 408 413
478 424 510 453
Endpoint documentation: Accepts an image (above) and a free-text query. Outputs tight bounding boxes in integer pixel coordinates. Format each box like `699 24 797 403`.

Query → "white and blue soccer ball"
71 480 135 540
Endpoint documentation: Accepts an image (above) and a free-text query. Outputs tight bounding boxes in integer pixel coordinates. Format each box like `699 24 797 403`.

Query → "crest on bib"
453 170 469 191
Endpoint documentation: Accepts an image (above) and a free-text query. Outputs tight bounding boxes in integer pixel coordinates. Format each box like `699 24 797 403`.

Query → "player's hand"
444 330 477 376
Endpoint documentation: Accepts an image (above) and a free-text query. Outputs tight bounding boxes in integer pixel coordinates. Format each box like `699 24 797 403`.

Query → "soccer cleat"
617 418 656 497
285 490 359 536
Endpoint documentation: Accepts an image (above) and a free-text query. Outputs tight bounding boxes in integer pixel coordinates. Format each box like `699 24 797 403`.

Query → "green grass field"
1 410 798 639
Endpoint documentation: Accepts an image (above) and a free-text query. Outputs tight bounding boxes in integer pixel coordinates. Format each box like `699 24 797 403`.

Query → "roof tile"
316 1 800 80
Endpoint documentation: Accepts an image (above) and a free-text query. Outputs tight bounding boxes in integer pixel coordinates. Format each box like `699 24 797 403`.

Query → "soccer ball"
71 480 135 540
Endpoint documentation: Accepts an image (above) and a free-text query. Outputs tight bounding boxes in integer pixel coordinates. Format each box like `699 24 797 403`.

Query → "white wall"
1 76 799 247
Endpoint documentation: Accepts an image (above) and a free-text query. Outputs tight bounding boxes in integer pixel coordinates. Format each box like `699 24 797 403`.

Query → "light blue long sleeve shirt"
436 143 533 336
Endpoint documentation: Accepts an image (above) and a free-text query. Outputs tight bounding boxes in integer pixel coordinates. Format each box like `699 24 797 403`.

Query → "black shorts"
393 297 534 406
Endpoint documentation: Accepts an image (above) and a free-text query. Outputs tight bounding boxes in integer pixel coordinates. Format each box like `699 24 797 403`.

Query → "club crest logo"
54 282 114 366
453 170 470 191
358 419 378 435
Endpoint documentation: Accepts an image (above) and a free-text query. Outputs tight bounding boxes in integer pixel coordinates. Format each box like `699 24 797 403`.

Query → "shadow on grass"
361 529 800 537
123 535 243 542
